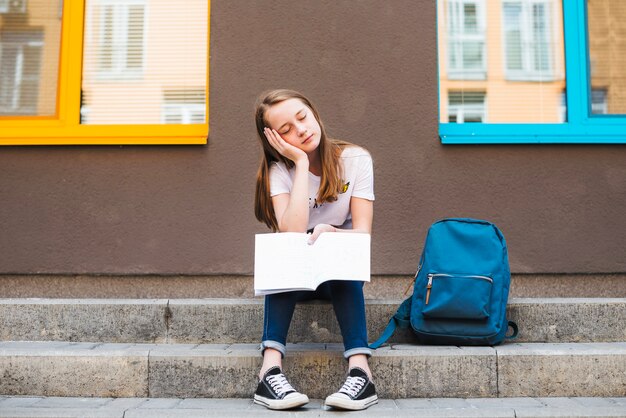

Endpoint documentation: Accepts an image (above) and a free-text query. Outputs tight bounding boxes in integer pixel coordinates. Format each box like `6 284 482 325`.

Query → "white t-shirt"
269 145 375 230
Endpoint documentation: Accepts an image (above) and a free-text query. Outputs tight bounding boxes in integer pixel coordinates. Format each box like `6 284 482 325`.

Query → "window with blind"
447 0 486 80
0 0 209 145
0 2 60 118
94 0 146 77
438 0 626 143
448 91 486 122
503 1 554 81
587 0 626 116
162 89 206 124
0 31 45 115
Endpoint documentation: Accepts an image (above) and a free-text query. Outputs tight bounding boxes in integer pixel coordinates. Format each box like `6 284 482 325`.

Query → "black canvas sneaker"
324 367 378 411
253 366 309 410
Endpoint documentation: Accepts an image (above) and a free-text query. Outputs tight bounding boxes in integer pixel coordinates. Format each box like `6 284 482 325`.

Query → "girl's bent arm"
264 127 311 232
272 160 310 232
308 197 373 243
347 197 374 234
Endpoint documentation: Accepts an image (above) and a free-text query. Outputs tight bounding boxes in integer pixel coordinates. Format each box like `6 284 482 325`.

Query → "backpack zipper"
428 273 493 282
424 273 493 305
403 262 423 296
425 274 433 305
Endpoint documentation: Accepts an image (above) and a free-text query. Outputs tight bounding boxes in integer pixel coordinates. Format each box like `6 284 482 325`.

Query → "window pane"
447 0 486 78
587 0 626 115
81 0 208 125
532 5 548 71
462 41 483 69
439 0 566 124
126 5 144 69
503 4 523 70
0 0 62 116
448 91 486 123
464 4 479 33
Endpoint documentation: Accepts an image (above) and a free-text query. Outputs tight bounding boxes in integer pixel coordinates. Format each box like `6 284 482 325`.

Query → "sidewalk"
0 396 625 417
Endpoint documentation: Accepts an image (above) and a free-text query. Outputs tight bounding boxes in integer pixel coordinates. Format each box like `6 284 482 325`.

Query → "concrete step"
1 396 625 418
1 298 625 344
2 274 626 299
0 341 625 399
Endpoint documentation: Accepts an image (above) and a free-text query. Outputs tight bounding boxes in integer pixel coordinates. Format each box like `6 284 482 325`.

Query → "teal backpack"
370 218 518 347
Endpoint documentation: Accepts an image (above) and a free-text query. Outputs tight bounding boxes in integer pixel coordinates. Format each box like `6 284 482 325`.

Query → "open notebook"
254 232 371 296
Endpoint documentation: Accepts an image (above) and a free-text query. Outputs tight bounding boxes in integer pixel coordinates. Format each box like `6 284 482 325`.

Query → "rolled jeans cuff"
260 340 286 358
344 347 373 359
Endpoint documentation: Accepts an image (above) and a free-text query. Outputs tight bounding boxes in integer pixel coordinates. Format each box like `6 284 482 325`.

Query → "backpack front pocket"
422 273 492 320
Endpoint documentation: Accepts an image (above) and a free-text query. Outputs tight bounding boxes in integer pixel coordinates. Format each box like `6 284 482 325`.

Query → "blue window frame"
439 0 626 144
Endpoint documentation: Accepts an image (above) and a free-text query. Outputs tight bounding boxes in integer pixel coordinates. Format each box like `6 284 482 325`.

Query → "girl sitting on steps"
252 89 378 411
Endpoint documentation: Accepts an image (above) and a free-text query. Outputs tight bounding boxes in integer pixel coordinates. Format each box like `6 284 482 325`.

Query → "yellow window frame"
0 0 210 146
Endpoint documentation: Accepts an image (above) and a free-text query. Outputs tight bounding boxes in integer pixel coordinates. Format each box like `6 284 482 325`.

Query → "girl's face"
264 98 322 155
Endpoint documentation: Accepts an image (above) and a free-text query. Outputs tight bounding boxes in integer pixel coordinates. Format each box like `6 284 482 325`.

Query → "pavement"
0 396 625 417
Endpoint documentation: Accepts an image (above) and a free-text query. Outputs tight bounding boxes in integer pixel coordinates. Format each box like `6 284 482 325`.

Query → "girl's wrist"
294 157 309 168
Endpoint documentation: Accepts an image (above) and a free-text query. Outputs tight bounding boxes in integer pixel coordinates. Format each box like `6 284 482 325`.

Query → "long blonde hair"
254 89 351 231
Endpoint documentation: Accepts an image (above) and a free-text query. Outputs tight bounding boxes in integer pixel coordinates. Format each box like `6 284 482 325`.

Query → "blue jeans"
261 280 372 359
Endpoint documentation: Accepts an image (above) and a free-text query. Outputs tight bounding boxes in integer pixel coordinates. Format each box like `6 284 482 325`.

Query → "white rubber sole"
324 393 378 410
253 393 310 410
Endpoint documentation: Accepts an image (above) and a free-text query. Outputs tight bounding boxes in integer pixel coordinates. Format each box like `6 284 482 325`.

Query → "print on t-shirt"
309 180 350 209
310 197 322 209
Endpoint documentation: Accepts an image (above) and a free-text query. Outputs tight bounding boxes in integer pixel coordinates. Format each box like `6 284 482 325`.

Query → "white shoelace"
267 373 296 396
339 376 366 397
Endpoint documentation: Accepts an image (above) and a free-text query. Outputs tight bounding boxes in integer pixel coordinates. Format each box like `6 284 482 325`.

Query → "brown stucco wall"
0 1 624 276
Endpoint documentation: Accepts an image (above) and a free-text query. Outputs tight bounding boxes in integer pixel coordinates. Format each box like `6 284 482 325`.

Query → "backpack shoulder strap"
369 296 412 349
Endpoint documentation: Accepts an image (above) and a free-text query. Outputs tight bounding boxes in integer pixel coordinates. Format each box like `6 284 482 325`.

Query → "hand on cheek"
264 128 308 163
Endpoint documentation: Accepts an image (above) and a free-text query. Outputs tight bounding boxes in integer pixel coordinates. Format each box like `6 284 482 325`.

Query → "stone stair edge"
2 298 625 345
2 274 626 299
1 340 625 354
1 297 625 304
1 341 625 399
